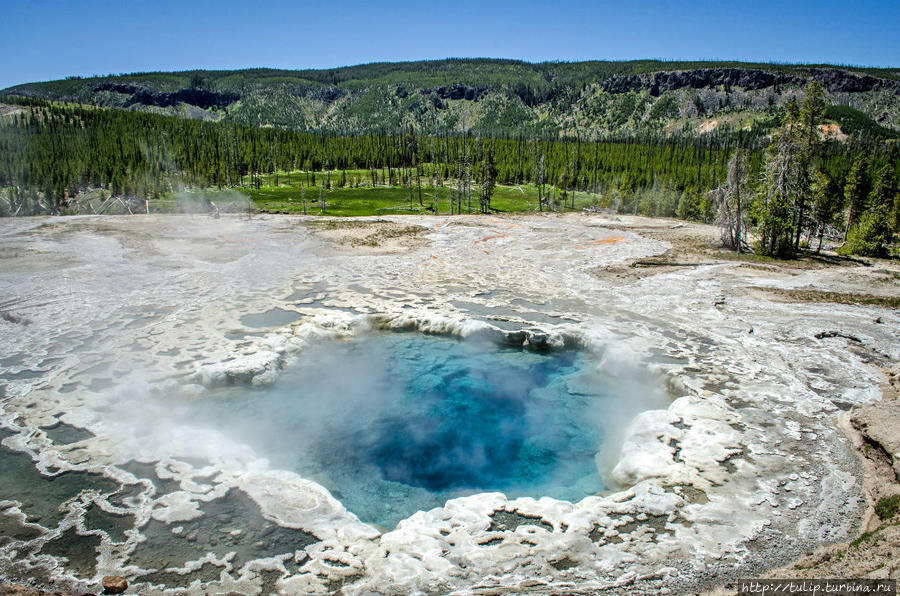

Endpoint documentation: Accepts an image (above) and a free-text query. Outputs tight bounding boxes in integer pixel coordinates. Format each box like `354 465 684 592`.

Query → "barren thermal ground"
0 213 898 595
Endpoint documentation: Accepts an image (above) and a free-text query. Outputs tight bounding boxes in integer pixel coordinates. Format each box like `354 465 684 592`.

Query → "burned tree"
480 146 496 213
710 150 750 252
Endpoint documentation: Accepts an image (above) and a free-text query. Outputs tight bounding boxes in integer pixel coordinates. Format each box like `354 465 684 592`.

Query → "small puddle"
240 308 302 328
41 421 94 445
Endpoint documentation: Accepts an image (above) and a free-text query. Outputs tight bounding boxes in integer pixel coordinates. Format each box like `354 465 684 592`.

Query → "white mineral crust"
0 213 896 594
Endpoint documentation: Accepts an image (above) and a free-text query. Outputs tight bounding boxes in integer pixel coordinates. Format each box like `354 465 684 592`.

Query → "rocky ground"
704 369 900 595
586 216 900 592
0 585 74 596
759 363 900 582
0 213 898 595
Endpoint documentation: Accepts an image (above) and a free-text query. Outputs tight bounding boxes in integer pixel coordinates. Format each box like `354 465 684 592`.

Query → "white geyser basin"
0 214 894 595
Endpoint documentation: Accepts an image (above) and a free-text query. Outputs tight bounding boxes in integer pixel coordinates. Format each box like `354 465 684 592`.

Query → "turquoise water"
194 333 661 528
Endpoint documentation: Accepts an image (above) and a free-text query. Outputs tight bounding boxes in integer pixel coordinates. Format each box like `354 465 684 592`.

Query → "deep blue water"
193 333 662 528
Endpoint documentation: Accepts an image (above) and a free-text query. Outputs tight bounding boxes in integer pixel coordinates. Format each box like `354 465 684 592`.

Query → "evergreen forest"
1 78 898 258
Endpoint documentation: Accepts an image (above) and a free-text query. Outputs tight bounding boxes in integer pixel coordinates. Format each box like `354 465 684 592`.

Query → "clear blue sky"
2 0 898 90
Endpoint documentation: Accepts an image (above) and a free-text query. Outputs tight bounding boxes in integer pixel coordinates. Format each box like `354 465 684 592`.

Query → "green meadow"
226 170 606 216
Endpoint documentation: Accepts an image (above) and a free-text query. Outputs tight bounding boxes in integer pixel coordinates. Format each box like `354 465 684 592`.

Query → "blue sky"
2 0 898 90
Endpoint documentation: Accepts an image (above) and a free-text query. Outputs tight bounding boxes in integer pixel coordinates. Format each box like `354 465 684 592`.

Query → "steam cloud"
174 332 669 526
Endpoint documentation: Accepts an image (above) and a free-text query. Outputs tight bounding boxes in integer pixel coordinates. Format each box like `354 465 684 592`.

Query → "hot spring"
189 332 668 529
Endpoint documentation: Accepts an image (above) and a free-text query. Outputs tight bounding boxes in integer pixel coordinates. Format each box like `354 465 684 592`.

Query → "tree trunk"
417 167 423 207
844 203 855 241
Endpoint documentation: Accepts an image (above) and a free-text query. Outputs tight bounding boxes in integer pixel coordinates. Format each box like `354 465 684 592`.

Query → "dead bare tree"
455 158 462 215
535 151 545 212
431 139 438 214
465 149 472 214
710 150 750 252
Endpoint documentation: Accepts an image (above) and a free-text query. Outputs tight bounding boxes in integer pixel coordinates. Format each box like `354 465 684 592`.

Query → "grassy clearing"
247 185 429 216
241 176 606 217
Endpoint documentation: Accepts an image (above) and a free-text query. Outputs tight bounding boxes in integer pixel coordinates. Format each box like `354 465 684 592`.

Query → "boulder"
101 576 127 595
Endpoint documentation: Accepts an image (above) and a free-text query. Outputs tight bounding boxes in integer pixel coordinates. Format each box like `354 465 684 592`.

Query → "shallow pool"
192 333 664 528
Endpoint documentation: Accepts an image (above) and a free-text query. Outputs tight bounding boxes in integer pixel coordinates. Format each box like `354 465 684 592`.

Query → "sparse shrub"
874 494 900 520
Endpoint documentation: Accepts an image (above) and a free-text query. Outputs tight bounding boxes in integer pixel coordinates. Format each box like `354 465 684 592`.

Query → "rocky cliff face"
92 83 238 110
595 67 900 96
598 68 801 95
5 62 900 136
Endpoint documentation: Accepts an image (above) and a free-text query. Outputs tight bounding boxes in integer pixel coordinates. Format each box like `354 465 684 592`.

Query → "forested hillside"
4 59 899 137
0 95 748 211
1 89 898 257
2 59 899 258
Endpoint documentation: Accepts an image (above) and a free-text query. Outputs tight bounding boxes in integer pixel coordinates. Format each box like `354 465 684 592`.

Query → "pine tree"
843 153 871 240
809 169 843 253
794 80 827 250
839 162 897 257
757 119 801 257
